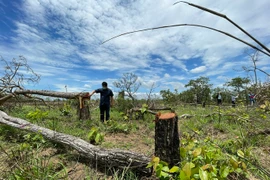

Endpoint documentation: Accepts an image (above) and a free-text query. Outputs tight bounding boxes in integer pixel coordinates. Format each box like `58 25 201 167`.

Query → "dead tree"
0 56 40 105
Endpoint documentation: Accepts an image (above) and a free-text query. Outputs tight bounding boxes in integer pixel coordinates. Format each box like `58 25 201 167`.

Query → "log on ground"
14 89 89 99
0 111 151 176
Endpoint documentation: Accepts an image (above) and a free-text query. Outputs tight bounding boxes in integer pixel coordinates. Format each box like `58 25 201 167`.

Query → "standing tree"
178 89 195 104
225 77 250 94
113 73 141 107
225 77 250 105
185 76 212 105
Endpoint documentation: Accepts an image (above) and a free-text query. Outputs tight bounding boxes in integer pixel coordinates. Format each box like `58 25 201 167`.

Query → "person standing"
231 94 238 108
248 92 255 106
89 82 114 122
216 92 222 105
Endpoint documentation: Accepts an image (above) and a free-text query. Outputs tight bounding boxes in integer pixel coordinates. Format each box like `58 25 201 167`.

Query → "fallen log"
12 89 91 120
0 111 151 176
14 89 89 99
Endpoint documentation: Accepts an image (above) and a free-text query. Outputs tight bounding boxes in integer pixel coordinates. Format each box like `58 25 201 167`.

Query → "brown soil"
103 132 154 155
252 147 270 172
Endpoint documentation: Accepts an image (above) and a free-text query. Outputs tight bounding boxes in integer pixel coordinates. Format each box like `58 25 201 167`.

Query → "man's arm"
89 90 96 98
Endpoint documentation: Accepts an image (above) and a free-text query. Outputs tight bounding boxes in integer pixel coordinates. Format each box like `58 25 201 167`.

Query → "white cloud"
164 73 170 78
0 0 270 93
190 66 207 73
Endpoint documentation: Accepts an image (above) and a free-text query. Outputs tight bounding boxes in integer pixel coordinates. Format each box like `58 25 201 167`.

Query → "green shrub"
26 109 49 122
147 135 249 180
87 127 104 145
105 120 135 134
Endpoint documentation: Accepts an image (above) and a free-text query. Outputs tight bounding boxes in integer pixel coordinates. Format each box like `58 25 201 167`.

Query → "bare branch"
102 24 270 57
174 1 270 54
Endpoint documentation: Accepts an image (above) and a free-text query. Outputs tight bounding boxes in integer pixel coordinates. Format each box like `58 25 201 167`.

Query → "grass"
1 102 270 179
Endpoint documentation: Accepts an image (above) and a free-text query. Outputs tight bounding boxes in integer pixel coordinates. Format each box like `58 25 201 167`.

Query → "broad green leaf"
141 107 147 113
180 147 187 158
186 142 195 150
199 168 208 180
182 162 195 178
95 133 102 143
160 171 170 178
156 164 163 177
237 149 245 158
87 130 96 139
192 148 202 157
229 157 238 169
220 166 230 178
146 162 153 168
179 170 189 180
162 166 170 172
169 166 180 173
242 162 247 170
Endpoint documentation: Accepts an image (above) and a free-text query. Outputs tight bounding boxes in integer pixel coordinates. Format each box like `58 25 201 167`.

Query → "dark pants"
217 99 222 105
100 104 110 122
232 101 236 108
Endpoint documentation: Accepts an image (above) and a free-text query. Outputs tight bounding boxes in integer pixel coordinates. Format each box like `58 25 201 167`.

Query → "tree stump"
155 113 180 166
77 95 90 120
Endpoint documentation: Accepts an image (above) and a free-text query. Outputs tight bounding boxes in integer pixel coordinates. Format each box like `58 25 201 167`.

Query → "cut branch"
0 110 151 176
102 24 270 57
174 1 270 54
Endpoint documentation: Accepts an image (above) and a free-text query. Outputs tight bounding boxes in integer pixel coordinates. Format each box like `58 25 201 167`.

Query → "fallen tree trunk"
14 89 89 99
0 111 151 176
0 94 14 105
13 89 91 120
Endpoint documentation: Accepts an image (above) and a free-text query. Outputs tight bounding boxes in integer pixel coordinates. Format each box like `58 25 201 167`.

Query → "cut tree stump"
155 113 180 166
78 95 91 120
77 104 90 120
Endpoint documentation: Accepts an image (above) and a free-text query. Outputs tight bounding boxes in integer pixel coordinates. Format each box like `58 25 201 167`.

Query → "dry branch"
178 112 238 119
174 1 270 54
248 129 270 136
102 24 269 57
0 111 151 176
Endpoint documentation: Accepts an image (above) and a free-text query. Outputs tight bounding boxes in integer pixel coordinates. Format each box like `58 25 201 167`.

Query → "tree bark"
14 89 89 99
0 94 14 105
155 113 180 166
77 103 91 120
0 111 151 176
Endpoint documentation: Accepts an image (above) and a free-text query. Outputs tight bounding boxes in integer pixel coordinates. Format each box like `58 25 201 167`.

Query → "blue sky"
0 0 270 98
